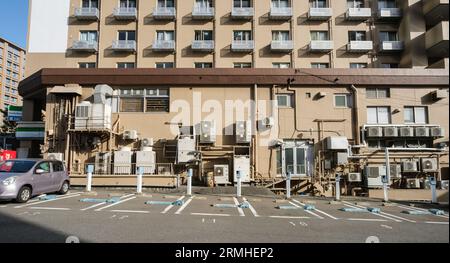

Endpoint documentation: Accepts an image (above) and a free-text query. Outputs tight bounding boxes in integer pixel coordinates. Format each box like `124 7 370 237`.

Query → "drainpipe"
253 84 258 181
349 85 360 145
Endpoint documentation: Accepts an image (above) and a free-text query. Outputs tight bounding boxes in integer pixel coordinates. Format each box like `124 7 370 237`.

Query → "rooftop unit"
114 148 132 175
364 166 386 188
136 150 156 175
214 165 230 185
234 156 251 183
235 121 251 144
199 120 216 144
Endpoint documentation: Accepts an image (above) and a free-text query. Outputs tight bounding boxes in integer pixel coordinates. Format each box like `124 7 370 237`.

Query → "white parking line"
292 199 338 220
0 205 7 208
346 218 388 222
191 213 230 217
14 192 82 208
342 202 403 223
343 201 415 223
395 204 449 219
111 210 149 214
80 193 135 211
269 215 310 219
242 197 259 217
95 196 136 211
424 221 449 225
289 201 324 219
29 207 71 211
161 196 185 214
233 197 245 217
175 196 194 215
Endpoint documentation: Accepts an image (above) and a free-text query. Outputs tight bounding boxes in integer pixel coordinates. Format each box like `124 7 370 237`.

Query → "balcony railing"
347 41 374 52
71 40 98 52
378 8 402 19
192 40 215 51
308 8 333 20
271 40 294 51
309 40 334 52
112 40 136 52
269 7 293 19
74 7 99 20
346 8 372 20
231 7 254 19
113 7 137 20
231 40 254 51
153 7 176 19
192 7 214 19
379 41 404 52
152 40 175 51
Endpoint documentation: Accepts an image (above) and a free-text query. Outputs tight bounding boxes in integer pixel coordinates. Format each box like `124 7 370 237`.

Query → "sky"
0 0 28 49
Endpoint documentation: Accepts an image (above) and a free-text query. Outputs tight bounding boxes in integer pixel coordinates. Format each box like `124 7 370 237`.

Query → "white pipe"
236 171 242 198
86 164 94 192
286 173 291 199
430 177 437 204
137 167 143 194
335 174 341 201
187 168 193 196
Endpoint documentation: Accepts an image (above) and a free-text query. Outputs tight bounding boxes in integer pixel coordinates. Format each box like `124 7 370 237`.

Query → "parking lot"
0 190 448 243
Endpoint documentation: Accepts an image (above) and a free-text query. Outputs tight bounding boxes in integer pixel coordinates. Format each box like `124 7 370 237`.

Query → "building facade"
19 0 449 199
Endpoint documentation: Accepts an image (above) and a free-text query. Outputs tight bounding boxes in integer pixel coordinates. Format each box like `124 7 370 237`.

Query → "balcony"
269 7 293 20
112 40 136 52
426 21 449 58
71 40 98 52
271 41 294 52
15 122 45 140
377 8 402 19
192 40 215 52
379 41 404 52
153 7 176 20
423 0 449 26
113 7 137 20
346 8 372 20
308 8 333 20
347 41 373 52
74 7 99 20
231 40 254 52
152 40 175 51
309 41 334 52
231 7 254 19
192 7 214 19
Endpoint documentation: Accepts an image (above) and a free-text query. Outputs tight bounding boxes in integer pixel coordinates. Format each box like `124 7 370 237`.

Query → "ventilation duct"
93 84 113 104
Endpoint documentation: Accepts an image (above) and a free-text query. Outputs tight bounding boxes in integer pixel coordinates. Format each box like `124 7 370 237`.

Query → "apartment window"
272 0 290 8
379 31 399 42
334 94 352 108
158 0 174 8
233 31 252 41
120 0 136 8
117 63 135 69
349 31 367 41
118 31 136 41
404 106 428 124
195 0 213 8
79 63 96 68
273 63 290 68
310 0 328 8
234 0 251 8
366 88 390 99
82 0 98 8
234 63 252 68
347 0 364 8
310 31 329 41
311 63 329 68
80 31 98 42
195 62 213 68
272 31 290 41
195 30 213 41
157 31 175 41
367 106 391 124
155 62 174 68
378 0 397 8
350 63 368 69
276 94 294 108
381 63 399 68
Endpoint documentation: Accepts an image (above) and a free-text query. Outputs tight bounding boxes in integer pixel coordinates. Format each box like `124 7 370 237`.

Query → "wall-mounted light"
392 109 401 114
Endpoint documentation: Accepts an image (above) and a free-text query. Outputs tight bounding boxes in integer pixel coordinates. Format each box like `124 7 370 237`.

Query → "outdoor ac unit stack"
366 127 383 137
214 165 230 185
47 153 64 161
140 138 154 150
326 136 349 150
430 127 445 137
364 166 386 188
421 158 438 172
123 130 139 140
199 121 216 144
261 117 275 128
384 127 398 137
94 152 111 174
90 103 112 130
75 101 92 130
415 127 429 137
399 127 414 137
406 178 421 189
402 161 418 173
389 164 402 179
177 137 197 164
114 148 132 175
335 152 349 165
235 121 251 144
233 156 251 183
136 150 156 175
347 172 362 182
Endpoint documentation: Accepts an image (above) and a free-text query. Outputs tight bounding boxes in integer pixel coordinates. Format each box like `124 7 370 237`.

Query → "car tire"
16 186 32 203
58 181 70 195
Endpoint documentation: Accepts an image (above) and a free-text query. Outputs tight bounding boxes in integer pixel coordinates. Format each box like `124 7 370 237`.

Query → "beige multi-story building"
18 0 449 200
0 37 26 115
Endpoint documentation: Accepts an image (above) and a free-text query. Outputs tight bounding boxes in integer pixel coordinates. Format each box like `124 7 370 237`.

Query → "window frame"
334 94 353 108
404 106 428 124
276 94 294 108
367 106 392 124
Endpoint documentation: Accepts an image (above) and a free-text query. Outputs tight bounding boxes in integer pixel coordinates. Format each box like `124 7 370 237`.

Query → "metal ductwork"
93 84 113 104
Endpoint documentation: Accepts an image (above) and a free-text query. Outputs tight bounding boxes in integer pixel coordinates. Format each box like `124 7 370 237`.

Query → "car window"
0 160 36 173
52 161 64 172
35 162 51 173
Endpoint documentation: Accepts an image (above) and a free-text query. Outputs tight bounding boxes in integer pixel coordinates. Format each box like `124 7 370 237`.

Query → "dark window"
146 98 170 112
120 98 144 112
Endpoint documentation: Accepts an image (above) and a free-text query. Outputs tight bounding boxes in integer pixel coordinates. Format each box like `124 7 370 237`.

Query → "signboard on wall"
7 105 22 122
